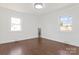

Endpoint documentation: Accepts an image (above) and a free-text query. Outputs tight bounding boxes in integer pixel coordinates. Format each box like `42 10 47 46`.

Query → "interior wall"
0 4 79 47
41 5 79 46
0 7 38 44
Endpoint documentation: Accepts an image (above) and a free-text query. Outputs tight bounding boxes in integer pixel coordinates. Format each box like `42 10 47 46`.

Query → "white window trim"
11 17 21 31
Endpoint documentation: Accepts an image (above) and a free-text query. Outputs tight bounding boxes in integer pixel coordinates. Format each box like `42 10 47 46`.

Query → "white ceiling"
0 3 77 15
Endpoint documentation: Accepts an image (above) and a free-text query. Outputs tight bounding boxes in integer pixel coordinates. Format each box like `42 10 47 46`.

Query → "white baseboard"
0 36 37 44
42 35 79 47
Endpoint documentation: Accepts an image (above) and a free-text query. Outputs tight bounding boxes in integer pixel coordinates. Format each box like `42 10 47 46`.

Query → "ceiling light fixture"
33 3 44 9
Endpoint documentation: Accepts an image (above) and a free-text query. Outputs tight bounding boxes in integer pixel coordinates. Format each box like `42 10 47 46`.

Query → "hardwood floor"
0 38 79 55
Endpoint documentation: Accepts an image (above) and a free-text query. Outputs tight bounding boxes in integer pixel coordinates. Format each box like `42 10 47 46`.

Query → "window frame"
59 16 72 32
11 17 21 31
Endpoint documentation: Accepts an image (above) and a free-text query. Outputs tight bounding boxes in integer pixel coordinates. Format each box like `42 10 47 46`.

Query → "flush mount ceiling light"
33 3 44 9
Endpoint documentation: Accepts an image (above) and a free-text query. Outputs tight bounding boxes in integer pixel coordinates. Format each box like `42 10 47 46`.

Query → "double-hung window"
11 17 21 31
60 16 72 32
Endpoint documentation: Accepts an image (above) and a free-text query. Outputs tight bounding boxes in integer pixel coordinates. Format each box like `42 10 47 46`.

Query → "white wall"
41 5 79 46
0 4 79 47
0 7 38 44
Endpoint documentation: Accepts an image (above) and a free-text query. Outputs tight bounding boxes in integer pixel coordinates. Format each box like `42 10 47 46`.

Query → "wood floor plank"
0 38 79 55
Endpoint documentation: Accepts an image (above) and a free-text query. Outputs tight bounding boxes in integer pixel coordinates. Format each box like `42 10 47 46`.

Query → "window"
11 17 21 31
60 16 72 32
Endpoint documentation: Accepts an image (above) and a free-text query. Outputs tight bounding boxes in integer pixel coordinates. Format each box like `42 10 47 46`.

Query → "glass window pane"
11 17 21 31
11 17 21 24
60 16 72 32
11 25 21 31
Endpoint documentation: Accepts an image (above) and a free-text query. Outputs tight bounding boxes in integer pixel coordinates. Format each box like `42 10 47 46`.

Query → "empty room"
0 3 79 55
